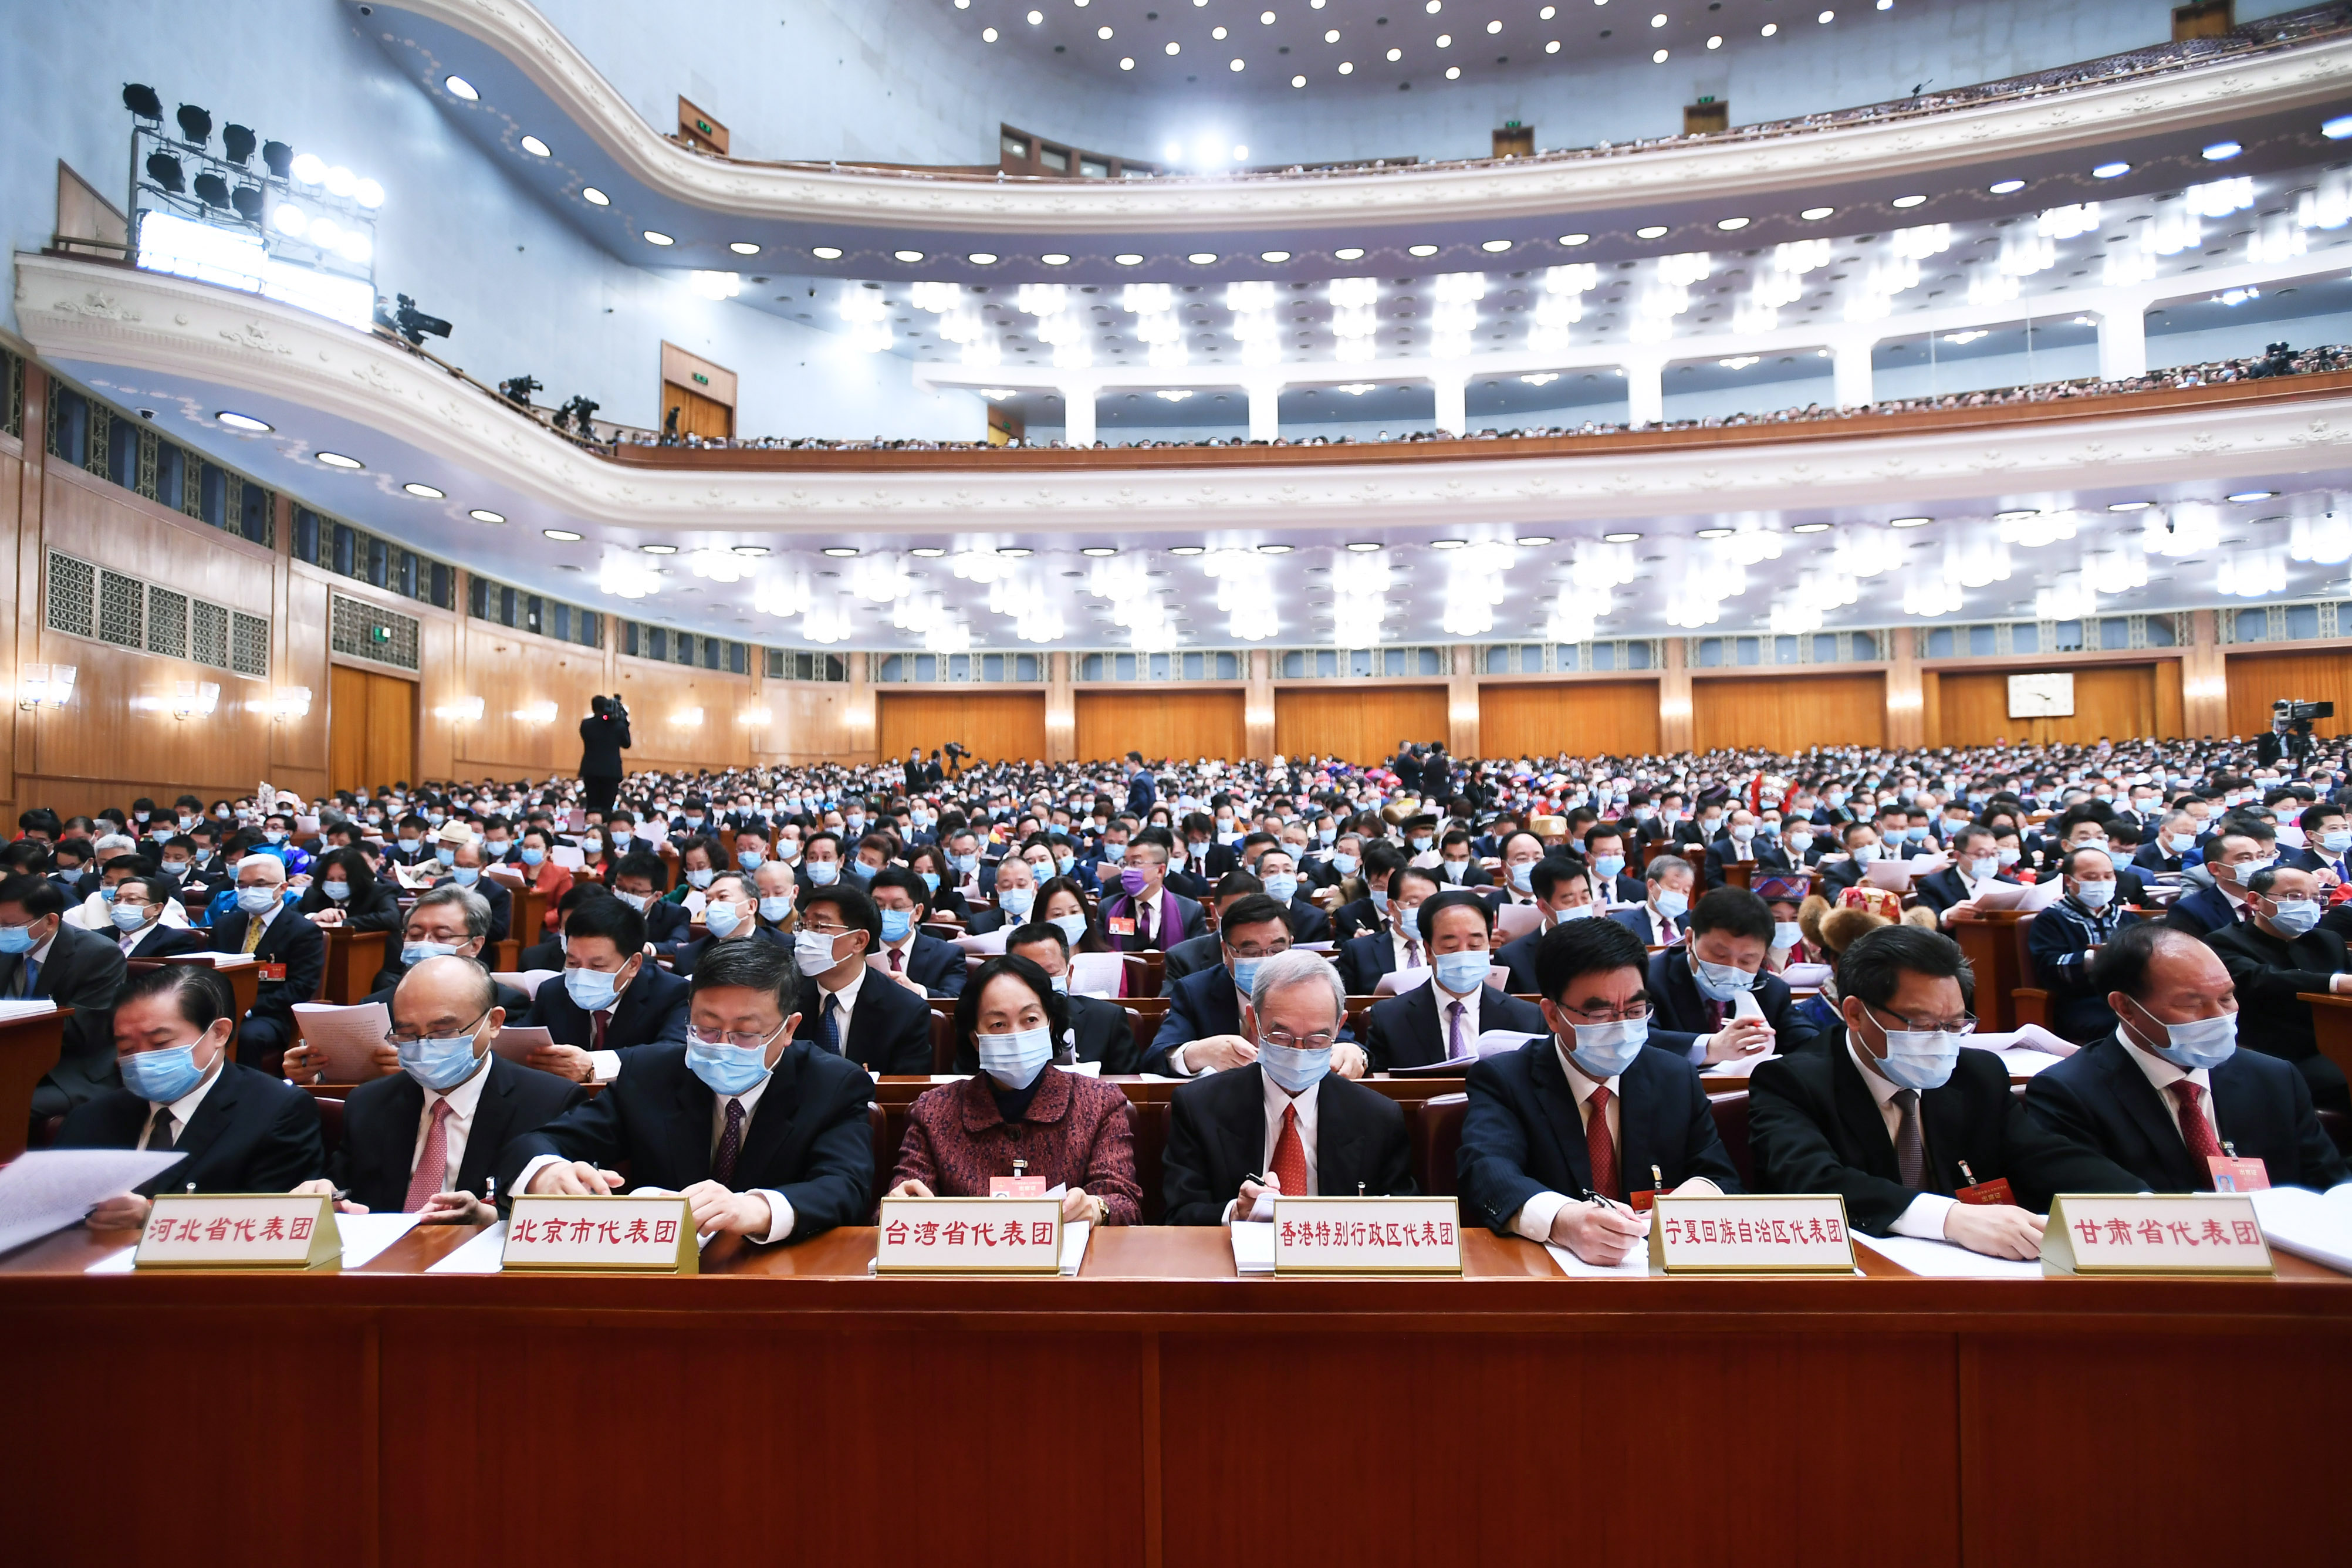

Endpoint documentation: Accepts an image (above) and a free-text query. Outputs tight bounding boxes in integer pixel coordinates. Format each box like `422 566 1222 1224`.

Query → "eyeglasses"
1225 944 1290 961
690 1020 788 1052
386 1008 491 1049
1554 998 1653 1024
802 921 851 936
1261 1029 1336 1051
1864 1003 1979 1035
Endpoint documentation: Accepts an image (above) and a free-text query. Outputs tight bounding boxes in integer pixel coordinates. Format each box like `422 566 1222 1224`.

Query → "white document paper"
1230 1220 1276 1275
425 1221 509 1273
2250 1183 2352 1275
1066 952 1125 996
1970 1025 2079 1057
0 1148 188 1256
292 1002 390 1081
1059 1219 1091 1276
1863 860 1917 893
1856 1234 2045 1279
2016 877 2066 913
1963 881 2030 913
1493 903 1545 943
1060 1059 1103 1077
1374 967 1434 997
551 845 585 871
84 1245 137 1273
1474 1028 1545 1060
334 1211 425 1269
1545 1243 1651 1279
952 930 1008 955
1777 962 1834 989
0 999 60 1022
1704 1050 1780 1080
491 1025 555 1065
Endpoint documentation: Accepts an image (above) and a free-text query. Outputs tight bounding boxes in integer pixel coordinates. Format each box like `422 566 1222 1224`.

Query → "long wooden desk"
0 1007 67 1160
1 1219 2343 1566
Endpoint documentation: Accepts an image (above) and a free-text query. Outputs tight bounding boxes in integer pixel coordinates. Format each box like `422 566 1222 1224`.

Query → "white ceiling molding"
22 252 2352 536
378 0 2352 235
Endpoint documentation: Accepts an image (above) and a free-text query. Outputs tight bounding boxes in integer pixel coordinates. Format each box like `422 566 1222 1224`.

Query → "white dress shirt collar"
1259 1069 1323 1197
143 1055 227 1147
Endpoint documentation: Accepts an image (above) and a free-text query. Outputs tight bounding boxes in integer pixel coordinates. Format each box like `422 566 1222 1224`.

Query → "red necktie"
403 1099 452 1212
889 945 903 973
2167 1082 2222 1185
1586 1085 1621 1201
592 1009 611 1051
1270 1101 1309 1198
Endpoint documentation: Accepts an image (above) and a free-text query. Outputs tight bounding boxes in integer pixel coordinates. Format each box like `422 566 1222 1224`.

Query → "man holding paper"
496 939 875 1243
1361 890 1546 1070
292 957 583 1221
1644 887 1817 1065
1749 926 2121 1259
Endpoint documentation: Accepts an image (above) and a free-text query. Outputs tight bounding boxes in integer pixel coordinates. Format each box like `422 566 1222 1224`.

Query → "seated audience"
107 874 206 959
1334 865 1439 993
790 881 932 1072
296 845 403 932
1608 853 1695 947
522 895 692 1082
208 853 325 1072
2027 845 2141 1042
1148 893 1364 1079
866 866 968 1001
2203 864 2352 1113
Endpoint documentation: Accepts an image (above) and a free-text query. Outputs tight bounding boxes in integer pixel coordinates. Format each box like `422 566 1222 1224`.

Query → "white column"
2097 305 2149 381
1622 356 1664 427
1831 334 1876 410
1432 373 1466 437
1245 379 1282 442
1060 381 1097 447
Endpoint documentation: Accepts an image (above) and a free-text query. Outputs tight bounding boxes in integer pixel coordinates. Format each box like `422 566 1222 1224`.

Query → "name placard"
2042 1194 2273 1277
134 1194 340 1270
1270 1196 1464 1275
1649 1194 1856 1275
877 1197 1063 1275
503 1194 698 1274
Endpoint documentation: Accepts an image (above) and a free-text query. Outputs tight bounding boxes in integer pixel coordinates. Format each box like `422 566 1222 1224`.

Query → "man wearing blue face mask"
2283 803 2352 885
2204 865 2352 1113
205 854 325 1074
1607 855 1695 948
1 873 132 1118
1251 847 1332 943
520 897 692 1084
1459 919 1740 1265
1363 890 1547 1070
1751 926 2111 1260
963 854 1036 937
789 884 933 1073
62 965 323 1229
1162 948 1412 1225
2026 846 2140 1042
672 872 790 980
501 938 874 1243
1147 895 1362 1079
1647 888 1820 1063
2026 924 2348 1191
291 957 583 1221
431 834 512 945
868 866 967 1001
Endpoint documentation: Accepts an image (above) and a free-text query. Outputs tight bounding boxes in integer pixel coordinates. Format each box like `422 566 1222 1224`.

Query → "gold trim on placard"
876 1195 1065 1276
502 1193 699 1275
1647 1192 1858 1276
133 1192 342 1271
1268 1195 1465 1276
2040 1192 2276 1278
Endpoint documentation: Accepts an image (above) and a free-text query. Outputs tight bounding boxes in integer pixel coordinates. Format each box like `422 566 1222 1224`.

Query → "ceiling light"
468 509 505 524
984 26 1000 40
1522 372 1559 386
732 545 772 557
581 187 610 205
1791 522 1832 534
1408 243 1439 256
1993 510 2039 523
1026 8 1043 21
2202 141 2242 161
643 230 675 246
1558 232 1590 246
1430 538 1467 550
967 251 999 264
1170 545 1207 556
1257 543 1296 555
911 547 947 558
641 543 678 555
2092 161 2130 178
723 241 761 258
1082 546 1118 556
543 528 583 542
1601 532 1644 544
2107 500 2152 512
1762 21 1778 34
894 249 925 262
1715 217 1750 231
812 245 843 259
1100 24 1115 37
1344 542 1382 552
997 546 1033 557
443 75 478 100
1040 253 1070 265
1652 49 1668 62
1988 178 2025 194
1334 246 1365 260
1188 251 1218 263
1261 249 1293 262
1480 239 1512 252
1695 527 1734 539
2226 490 2277 502
520 135 550 157
822 546 860 557
1114 253 1144 265
2326 114 2352 139
1889 515 1932 528
1635 224 1668 239
1890 194 1926 209
215 411 271 432
402 482 445 499
1121 55 1136 67
1515 535 1555 546
315 451 362 469
1800 206 1833 221
1387 46 1401 59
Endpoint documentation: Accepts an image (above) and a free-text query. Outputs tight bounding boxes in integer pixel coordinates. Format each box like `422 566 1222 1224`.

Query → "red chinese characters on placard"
1661 1213 1843 1247
1278 1218 1457 1249
883 1218 1059 1249
511 1214 680 1247
2072 1215 2259 1251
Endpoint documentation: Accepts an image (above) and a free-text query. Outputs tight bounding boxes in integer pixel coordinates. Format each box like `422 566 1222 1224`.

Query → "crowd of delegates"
20 722 2352 1265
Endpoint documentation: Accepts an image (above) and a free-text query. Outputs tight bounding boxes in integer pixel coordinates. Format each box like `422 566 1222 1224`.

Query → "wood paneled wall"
328 666 415 795
2223 650 2352 737
1479 681 1663 758
1274 687 1448 764
1074 691 1244 763
1929 663 2184 746
1692 673 1887 752
878 691 1049 765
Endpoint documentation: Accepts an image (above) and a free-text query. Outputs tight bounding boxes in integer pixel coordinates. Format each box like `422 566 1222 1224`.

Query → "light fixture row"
214 410 506 524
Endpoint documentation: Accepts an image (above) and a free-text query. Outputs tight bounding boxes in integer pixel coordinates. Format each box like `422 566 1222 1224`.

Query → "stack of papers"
1545 1243 1650 1278
2251 1183 2352 1273
292 1002 390 1080
0 1149 185 1254
426 1222 510 1273
0 999 59 1021
1857 1234 2043 1279
1231 1221 1276 1275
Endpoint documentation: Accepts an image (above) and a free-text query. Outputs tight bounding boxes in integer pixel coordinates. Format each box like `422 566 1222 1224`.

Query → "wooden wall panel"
1932 664 2178 746
759 681 873 765
2224 649 2352 738
0 443 23 820
1692 673 1887 752
1073 690 1243 764
328 665 370 796
879 692 1049 766
1274 686 1448 765
1479 681 1662 759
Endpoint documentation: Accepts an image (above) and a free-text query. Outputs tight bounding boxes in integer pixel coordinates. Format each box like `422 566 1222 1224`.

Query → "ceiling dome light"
641 543 679 555
1408 243 1439 256
911 547 947 558
1292 73 1306 86
215 411 271 432
543 528 583 542
1695 527 1734 539
468 509 505 524
1715 217 1750 231
1114 252 1144 265
643 230 674 246
728 241 761 255
402 482 445 499
1652 49 1668 62
822 546 861 557
1480 239 1512 252
1430 538 1467 550
1170 545 1207 556
2106 499 2152 512
967 251 999 264
519 135 550 157
2202 140 2242 161
1988 178 2025 194
2092 161 2130 178
1387 46 1401 59
1635 224 1669 239
1081 546 1119 557
1261 249 1293 262
1888 515 1932 528
732 545 772 557
2226 489 2277 502
1891 194 1926 208
1231 58 1246 70
997 546 1034 557
1601 532 1643 543
1515 535 1554 546
442 75 478 100
1558 232 1590 246
1790 522 1831 534
1121 56 1135 68
1800 206 1834 220
983 26 999 40
1256 542 1295 554
581 186 609 205
315 451 363 469
1041 252 1070 265
1026 8 1043 21
1188 251 1219 264
1168 40 1182 53
1344 542 1382 552
2326 114 2352 138
894 249 924 262
811 245 843 259
1334 246 1365 260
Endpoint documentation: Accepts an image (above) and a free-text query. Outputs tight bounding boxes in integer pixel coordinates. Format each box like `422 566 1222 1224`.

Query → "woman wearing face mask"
884 955 1140 1226
1035 876 1113 957
294 846 402 932
512 826 576 932
907 843 972 924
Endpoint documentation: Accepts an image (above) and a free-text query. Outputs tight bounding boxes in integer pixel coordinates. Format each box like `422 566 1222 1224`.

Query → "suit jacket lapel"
1528 1042 1592 1194
1407 982 1444 1060
2101 1046 2195 1190
455 1064 512 1192
1216 1068 1266 1198
734 1043 808 1182
177 1065 245 1166
672 1061 719 1184
1829 1041 1899 1179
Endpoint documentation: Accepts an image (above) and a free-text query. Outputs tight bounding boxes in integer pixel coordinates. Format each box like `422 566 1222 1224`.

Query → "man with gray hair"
1610 853 1697 947
207 851 325 1071
1160 946 1416 1225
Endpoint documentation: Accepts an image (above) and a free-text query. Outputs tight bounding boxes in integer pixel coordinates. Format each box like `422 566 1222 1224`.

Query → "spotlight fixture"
1430 538 1467 550
222 124 256 164
1891 194 1927 209
315 452 364 470
1800 206 1834 221
2106 500 2152 512
214 411 271 432
228 185 264 222
1114 252 1144 266
121 83 163 120
2091 161 2130 179
542 528 583 542
191 171 230 208
402 482 445 499
997 546 1033 557
1040 253 1071 265
894 249 925 262
144 151 185 194
1557 233 1591 246
732 545 772 557
1695 527 1734 539
468 509 506 524
1333 246 1366 261
1634 224 1669 239
911 547 947 558
1256 543 1295 554
174 103 212 145
261 140 292 178
1407 243 1440 256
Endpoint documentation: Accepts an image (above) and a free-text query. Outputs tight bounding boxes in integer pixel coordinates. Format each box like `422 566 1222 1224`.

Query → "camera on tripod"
2275 699 2334 729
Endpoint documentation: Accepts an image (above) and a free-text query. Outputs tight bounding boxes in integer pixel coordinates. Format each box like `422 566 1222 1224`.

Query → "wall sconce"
2184 677 2228 701
436 695 486 722
515 700 559 724
262 686 312 721
674 706 705 728
738 706 772 728
172 681 221 720
18 663 76 711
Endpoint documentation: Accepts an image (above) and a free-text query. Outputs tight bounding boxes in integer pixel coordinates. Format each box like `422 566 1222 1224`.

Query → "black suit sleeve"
775 1061 880 1237
1747 1059 1911 1229
1160 1083 1228 1225
250 1086 327 1191
877 990 935 1074
497 1084 630 1197
1671 1067 1744 1194
348 883 404 934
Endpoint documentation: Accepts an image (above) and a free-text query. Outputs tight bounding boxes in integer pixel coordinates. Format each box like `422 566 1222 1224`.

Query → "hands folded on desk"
523 1162 774 1237
891 1177 1103 1225
1943 1204 2046 1260
286 1178 491 1225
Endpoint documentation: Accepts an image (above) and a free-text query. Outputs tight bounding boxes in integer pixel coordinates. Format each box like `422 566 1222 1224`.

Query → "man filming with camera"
2260 699 2330 769
579 695 631 814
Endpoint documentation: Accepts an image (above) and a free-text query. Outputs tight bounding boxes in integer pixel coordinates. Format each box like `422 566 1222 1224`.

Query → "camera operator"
579 694 631 813
2260 700 2328 771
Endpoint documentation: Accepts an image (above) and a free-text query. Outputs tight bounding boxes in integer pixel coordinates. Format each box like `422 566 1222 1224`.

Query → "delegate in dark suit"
208 904 326 1067
329 1056 585 1213
1160 1063 1415 1224
524 964 692 1056
495 1041 874 1239
1458 1040 1742 1234
671 927 791 979
955 990 1139 1074
893 931 969 1001
1330 895 1381 944
1647 949 1823 1056
1702 838 1792 890
121 924 208 960
1158 931 1223 995
56 1062 323 1192
1749 1033 2134 1231
1097 887 1208 951
792 972 934 1073
2204 921 2352 1110
1363 982 1547 1071
2163 886 2243 938
1281 896 1333 944
1496 927 1547 995
1911 867 2019 920
1145 967 1245 1075
1334 931 1400 995
2023 1035 2349 1192
12 921 130 1117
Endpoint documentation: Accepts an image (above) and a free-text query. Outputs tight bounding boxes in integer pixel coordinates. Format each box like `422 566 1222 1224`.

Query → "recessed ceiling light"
520 135 551 157
732 545 772 556
580 187 610 205
1114 253 1145 265
1261 249 1292 262
1557 232 1591 246
402 482 444 499
1515 535 1555 546
1715 217 1751 231
1988 178 2026 194
1185 252 1217 265
967 251 999 265
443 75 478 101
1081 546 1118 557
894 249 925 262
1040 253 1070 266
2198 140 2242 162
1170 545 1207 556
468 509 505 524
1889 515 1932 528
1634 225 1669 239
1993 509 2040 523
2327 114 2352 140
997 546 1033 557
543 528 583 542
911 547 947 557
822 546 861 557
1333 246 1366 261
1790 522 1832 534
729 241 761 256
315 451 363 469
1800 206 1834 221
1480 239 1513 252
2107 499 2152 511
643 230 675 246
2226 489 2277 502
1601 531 1643 543
1430 538 1468 550
215 410 271 432
1408 243 1440 256
1695 526 1734 539
1256 542 1295 554
1344 542 1382 552
641 543 678 555
1890 194 1927 209
812 245 843 259
2091 161 2130 179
